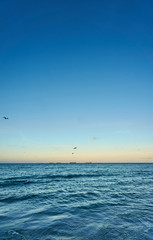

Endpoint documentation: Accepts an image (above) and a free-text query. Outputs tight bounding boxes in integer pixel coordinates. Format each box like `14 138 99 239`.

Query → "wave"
0 193 40 203
0 180 36 187
44 173 104 179
0 172 119 188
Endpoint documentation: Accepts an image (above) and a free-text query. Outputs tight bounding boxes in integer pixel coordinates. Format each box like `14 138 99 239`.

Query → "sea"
0 163 153 240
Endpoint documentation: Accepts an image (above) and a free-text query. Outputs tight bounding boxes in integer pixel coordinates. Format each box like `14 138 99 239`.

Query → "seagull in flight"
3 117 9 120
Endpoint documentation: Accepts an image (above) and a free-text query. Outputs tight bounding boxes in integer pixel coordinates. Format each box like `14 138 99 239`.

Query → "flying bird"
3 117 9 120
73 147 77 149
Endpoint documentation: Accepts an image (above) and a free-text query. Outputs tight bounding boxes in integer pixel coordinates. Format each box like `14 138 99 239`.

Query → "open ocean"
0 163 153 240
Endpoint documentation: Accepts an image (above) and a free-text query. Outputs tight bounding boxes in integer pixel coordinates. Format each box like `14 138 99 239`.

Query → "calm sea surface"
0 163 153 240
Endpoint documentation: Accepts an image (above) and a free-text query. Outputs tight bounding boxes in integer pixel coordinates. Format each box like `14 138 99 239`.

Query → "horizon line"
0 162 153 164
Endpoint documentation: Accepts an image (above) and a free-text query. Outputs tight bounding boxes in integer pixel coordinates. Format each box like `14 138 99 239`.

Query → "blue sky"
0 0 153 162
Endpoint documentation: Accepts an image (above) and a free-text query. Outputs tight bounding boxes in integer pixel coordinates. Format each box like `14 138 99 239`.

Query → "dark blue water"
0 163 153 240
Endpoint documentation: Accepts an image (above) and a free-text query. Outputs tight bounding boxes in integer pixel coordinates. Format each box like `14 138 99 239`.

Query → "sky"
0 0 153 162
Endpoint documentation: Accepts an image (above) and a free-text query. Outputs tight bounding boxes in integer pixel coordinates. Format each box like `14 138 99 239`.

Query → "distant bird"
72 153 74 155
3 117 8 120
73 147 77 149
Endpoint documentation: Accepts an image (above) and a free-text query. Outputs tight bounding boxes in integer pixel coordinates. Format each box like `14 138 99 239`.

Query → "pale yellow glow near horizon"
0 150 153 163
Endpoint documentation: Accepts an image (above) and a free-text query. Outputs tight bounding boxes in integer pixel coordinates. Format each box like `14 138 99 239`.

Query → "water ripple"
0 163 153 239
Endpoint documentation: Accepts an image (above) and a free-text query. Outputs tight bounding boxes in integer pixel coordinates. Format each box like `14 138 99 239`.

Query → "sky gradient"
0 0 153 162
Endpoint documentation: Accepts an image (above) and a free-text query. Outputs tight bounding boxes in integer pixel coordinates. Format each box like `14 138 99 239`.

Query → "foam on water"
0 163 153 239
